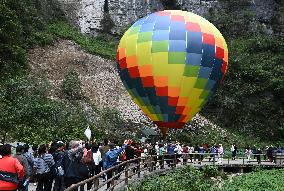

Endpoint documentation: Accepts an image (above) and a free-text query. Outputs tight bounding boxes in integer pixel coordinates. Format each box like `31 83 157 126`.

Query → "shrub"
61 71 83 101
127 166 215 191
220 169 284 191
202 165 220 178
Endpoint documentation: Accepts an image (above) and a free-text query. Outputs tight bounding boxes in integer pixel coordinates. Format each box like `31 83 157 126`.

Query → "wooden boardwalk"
29 154 284 191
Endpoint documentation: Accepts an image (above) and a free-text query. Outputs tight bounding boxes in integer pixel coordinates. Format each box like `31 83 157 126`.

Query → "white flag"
84 127 91 141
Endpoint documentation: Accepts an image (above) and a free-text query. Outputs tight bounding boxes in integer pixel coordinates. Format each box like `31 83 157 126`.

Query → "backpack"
81 150 93 164
52 164 64 177
121 151 127 161
52 152 64 177
108 151 118 163
0 170 19 184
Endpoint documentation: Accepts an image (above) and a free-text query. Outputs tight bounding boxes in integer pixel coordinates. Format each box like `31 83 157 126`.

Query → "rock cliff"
56 0 282 36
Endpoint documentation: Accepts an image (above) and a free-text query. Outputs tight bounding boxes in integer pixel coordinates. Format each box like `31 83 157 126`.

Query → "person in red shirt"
0 144 25 191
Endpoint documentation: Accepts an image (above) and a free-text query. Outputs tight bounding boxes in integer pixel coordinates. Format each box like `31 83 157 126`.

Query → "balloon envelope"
117 10 228 131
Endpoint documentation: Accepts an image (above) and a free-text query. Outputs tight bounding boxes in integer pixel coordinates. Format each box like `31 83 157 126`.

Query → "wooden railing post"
137 159 141 178
94 176 99 189
161 155 164 169
125 162 129 186
173 154 177 169
150 155 153 171
110 170 115 191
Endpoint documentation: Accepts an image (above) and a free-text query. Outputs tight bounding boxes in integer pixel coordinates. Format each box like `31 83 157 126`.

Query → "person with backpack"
22 144 34 190
29 145 38 186
52 142 65 191
63 140 84 190
103 140 128 189
80 143 94 191
14 145 29 191
34 144 55 191
0 144 25 191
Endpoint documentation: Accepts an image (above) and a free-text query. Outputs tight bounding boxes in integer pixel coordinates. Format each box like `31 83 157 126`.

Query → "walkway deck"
28 154 284 191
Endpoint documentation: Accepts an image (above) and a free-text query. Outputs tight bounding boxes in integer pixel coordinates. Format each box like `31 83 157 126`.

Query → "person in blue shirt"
167 144 175 155
199 145 205 164
209 145 216 162
166 143 176 167
103 140 128 189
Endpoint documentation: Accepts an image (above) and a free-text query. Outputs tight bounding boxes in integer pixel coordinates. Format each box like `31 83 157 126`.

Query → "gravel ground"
28 39 147 124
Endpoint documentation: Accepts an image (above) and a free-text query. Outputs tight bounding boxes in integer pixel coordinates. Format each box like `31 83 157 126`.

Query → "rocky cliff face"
56 0 282 36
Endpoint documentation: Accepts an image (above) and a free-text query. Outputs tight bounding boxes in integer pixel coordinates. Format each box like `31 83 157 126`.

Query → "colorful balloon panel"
117 10 228 129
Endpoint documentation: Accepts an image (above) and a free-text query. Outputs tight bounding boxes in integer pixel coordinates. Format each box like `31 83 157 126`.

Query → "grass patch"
221 169 284 191
48 21 118 60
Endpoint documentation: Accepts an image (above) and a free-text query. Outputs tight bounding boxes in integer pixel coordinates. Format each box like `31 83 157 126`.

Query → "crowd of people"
240 145 284 164
1 139 283 191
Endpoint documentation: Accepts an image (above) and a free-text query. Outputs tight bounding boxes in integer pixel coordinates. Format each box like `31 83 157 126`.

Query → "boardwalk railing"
66 153 284 191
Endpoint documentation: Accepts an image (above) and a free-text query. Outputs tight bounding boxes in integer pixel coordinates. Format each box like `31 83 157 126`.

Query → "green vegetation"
204 4 284 143
0 0 52 80
126 165 216 191
0 0 118 144
61 71 84 101
48 21 118 59
206 36 284 142
0 0 117 81
127 166 284 191
221 169 284 191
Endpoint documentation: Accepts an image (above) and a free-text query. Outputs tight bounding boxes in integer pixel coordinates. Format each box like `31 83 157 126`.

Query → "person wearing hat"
103 140 128 189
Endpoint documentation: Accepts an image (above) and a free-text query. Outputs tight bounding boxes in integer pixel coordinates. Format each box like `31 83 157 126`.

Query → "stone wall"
57 0 217 35
56 0 283 36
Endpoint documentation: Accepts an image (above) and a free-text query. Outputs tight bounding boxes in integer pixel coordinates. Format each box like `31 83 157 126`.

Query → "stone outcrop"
56 0 282 36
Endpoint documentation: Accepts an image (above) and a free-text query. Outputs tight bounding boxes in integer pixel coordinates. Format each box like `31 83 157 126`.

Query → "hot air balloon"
116 10 228 137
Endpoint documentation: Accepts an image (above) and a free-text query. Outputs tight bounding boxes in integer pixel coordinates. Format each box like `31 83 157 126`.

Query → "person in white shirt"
245 147 253 163
175 142 183 163
188 144 194 163
155 142 159 156
218 144 224 164
92 145 102 175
